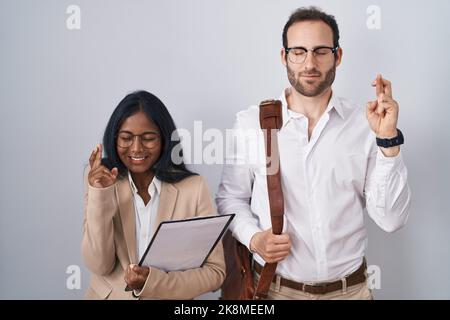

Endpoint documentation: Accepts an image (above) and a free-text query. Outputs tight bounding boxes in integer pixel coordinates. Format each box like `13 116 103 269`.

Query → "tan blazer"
82 170 225 299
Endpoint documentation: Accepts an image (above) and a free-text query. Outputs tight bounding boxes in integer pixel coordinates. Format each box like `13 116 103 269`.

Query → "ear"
281 48 287 67
335 47 343 67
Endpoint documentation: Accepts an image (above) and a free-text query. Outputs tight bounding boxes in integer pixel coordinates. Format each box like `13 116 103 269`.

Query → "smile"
129 156 148 163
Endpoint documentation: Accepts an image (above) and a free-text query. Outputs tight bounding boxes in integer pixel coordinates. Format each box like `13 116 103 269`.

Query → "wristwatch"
376 129 404 148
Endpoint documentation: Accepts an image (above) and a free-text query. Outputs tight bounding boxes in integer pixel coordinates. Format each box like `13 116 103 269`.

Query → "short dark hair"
101 90 196 183
282 6 340 49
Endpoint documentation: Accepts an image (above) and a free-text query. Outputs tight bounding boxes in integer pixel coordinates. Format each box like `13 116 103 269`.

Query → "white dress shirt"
216 89 411 283
128 172 161 261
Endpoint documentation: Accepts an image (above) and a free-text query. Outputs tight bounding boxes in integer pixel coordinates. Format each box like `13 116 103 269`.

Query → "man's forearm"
379 145 400 157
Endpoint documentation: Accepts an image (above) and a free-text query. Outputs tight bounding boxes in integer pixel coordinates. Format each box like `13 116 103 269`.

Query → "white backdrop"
1 0 449 299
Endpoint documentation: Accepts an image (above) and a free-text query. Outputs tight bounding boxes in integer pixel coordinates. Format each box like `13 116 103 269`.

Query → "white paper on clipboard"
138 214 234 272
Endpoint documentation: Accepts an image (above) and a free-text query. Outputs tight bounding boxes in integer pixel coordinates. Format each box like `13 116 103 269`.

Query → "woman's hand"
88 144 118 188
124 264 150 291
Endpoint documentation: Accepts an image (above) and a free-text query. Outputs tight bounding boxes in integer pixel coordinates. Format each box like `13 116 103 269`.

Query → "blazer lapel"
153 182 178 235
116 178 138 264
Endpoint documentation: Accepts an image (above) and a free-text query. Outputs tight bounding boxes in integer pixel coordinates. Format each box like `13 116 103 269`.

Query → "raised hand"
366 74 399 139
88 144 118 188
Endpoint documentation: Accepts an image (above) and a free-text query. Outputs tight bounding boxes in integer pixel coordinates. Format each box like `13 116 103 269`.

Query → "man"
216 7 411 300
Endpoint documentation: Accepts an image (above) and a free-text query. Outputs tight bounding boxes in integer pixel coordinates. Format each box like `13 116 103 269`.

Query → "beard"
287 62 336 97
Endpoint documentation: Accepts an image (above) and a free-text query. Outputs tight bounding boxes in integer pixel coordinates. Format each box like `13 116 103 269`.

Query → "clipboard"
124 213 234 292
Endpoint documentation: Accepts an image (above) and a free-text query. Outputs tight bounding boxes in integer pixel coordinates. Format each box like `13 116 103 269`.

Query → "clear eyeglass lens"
117 134 159 148
288 47 333 64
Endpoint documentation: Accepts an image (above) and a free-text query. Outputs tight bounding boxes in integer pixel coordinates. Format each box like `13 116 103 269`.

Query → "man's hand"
250 228 291 263
366 74 400 157
124 264 150 291
88 144 118 188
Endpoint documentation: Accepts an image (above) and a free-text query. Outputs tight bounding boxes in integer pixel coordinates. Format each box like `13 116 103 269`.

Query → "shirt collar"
128 171 161 196
279 88 345 129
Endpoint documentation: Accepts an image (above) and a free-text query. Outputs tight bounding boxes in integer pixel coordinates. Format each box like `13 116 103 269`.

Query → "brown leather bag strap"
254 99 284 299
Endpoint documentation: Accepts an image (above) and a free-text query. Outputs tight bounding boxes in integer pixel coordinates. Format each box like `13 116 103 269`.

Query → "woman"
82 90 225 299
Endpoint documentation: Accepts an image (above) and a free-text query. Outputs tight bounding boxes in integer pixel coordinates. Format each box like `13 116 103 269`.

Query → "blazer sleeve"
81 166 118 276
136 176 226 299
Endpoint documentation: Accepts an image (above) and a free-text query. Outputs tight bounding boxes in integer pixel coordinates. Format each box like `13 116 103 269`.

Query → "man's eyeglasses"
116 132 160 149
285 46 339 64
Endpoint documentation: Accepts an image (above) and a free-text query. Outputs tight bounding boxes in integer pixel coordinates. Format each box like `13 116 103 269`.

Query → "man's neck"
286 87 333 122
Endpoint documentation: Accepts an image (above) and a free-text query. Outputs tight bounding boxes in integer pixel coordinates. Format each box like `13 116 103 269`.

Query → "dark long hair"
101 90 196 183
